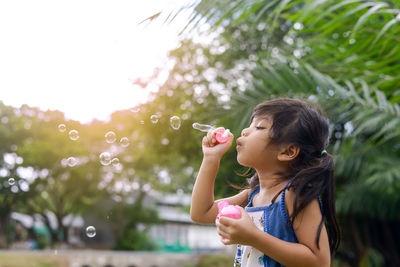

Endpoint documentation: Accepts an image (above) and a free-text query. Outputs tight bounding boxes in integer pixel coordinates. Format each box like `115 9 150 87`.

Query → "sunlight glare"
0 0 188 123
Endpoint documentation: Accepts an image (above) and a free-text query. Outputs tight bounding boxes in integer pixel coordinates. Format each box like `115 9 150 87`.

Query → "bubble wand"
192 123 231 144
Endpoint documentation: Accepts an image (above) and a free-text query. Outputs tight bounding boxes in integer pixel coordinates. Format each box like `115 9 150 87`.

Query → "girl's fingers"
218 216 233 226
217 227 229 239
221 237 231 245
202 136 213 147
217 228 233 244
203 131 216 147
206 130 216 145
202 136 209 147
216 220 230 233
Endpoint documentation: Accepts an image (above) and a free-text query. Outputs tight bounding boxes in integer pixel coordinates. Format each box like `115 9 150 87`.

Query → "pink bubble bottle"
216 200 242 220
215 128 230 144
192 123 230 144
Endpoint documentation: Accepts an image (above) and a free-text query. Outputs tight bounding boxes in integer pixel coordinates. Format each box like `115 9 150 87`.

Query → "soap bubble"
67 157 78 167
105 131 117 144
69 130 79 141
58 124 66 132
86 226 96 238
99 152 112 166
111 158 120 166
8 177 15 185
150 115 159 124
170 116 181 130
130 107 140 113
120 137 129 147
192 122 214 132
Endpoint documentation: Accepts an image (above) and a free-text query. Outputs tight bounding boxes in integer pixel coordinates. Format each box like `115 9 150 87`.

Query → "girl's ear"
277 144 300 162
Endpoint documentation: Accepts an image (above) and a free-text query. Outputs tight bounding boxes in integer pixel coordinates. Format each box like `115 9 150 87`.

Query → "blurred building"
10 191 228 252
147 191 226 253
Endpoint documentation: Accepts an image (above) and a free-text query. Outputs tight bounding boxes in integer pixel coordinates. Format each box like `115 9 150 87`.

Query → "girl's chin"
236 155 250 167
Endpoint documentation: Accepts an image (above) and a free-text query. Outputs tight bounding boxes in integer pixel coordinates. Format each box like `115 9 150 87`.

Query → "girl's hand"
215 206 258 246
202 127 234 159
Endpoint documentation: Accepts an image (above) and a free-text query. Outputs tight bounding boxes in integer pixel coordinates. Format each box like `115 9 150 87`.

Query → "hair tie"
321 150 327 156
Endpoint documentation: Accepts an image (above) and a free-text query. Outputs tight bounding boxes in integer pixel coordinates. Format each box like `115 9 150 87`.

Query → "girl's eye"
256 126 265 130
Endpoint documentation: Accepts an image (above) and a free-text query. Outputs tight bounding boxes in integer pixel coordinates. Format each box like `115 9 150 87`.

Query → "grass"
0 253 68 267
184 254 234 267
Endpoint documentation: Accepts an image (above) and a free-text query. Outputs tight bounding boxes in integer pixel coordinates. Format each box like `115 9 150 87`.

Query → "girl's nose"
241 128 249 137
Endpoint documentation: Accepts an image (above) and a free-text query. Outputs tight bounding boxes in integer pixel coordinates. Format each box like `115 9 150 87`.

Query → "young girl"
190 98 340 267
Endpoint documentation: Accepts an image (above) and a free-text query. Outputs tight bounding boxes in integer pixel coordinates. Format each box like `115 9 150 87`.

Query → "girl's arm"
190 129 250 224
216 195 331 267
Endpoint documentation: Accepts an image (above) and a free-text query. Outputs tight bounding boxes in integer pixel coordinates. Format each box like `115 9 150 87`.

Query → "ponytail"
288 152 340 255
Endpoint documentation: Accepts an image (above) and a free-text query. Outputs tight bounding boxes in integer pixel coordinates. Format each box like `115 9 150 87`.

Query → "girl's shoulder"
284 188 323 222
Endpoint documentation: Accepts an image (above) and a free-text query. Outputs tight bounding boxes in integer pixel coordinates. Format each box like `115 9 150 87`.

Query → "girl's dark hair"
247 98 340 255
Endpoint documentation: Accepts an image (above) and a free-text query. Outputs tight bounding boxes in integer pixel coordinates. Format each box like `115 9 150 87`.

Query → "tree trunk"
0 201 12 249
0 216 9 248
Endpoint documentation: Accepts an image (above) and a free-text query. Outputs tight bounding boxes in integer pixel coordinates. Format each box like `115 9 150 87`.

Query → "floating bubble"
69 130 79 141
67 157 78 167
150 115 159 124
99 152 112 166
111 158 120 166
120 137 130 147
192 122 214 132
130 107 140 113
58 124 66 132
105 131 117 144
8 177 15 185
86 226 96 238
170 116 181 130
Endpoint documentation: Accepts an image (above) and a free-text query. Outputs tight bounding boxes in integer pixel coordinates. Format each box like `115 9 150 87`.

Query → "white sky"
0 0 191 123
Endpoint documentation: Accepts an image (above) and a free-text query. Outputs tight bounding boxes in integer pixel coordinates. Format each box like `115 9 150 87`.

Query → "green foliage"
113 193 160 251
114 228 157 251
36 234 49 250
0 100 176 248
152 0 400 265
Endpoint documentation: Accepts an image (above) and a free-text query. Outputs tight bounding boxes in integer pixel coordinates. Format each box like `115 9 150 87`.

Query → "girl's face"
236 116 281 169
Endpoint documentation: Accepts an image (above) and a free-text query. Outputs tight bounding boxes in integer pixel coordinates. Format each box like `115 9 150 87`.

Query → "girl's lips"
236 139 242 149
